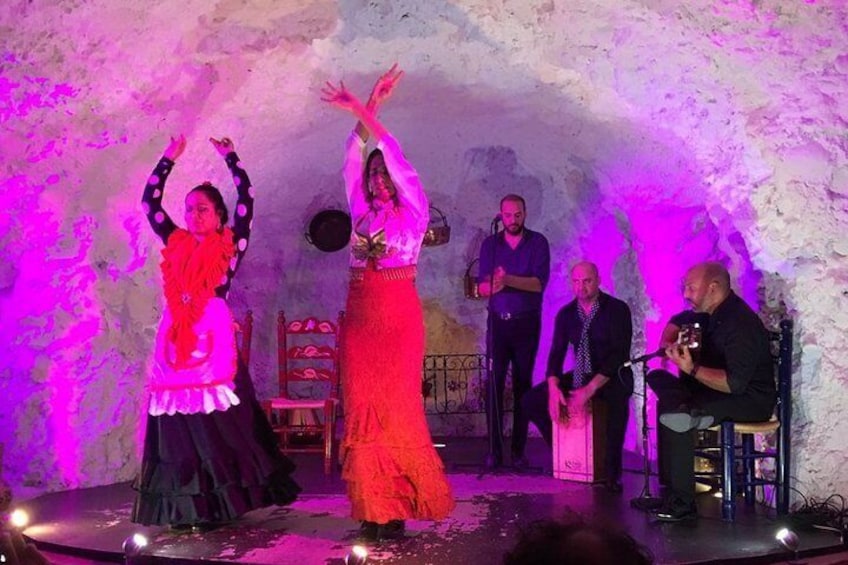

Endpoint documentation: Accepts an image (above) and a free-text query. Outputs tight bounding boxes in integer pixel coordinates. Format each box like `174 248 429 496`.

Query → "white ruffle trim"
149 298 240 416
148 384 241 416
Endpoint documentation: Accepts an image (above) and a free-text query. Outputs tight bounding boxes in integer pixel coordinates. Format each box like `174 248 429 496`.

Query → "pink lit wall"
1 1 846 503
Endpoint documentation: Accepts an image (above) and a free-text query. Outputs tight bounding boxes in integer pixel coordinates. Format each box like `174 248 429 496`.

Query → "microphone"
621 348 666 368
492 213 502 224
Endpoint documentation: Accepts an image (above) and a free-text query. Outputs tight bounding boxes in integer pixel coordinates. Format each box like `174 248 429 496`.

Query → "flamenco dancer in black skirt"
133 134 300 531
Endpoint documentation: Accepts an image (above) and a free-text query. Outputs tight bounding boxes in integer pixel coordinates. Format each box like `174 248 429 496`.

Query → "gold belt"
350 265 417 281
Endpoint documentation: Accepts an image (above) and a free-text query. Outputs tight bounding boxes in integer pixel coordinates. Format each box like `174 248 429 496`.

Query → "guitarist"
648 261 776 521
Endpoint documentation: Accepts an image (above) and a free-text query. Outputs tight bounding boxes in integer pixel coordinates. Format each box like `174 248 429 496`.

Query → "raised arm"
354 64 403 143
322 81 388 142
377 132 429 228
343 131 369 220
323 73 427 225
142 135 184 243
210 136 253 278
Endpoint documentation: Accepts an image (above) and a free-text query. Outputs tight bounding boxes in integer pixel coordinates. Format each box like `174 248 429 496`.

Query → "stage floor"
17 438 846 564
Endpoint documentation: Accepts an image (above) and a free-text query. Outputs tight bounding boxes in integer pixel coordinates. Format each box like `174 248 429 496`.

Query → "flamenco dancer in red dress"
322 67 455 540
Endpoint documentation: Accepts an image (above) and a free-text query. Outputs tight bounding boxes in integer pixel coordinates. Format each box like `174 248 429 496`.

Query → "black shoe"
359 521 379 541
512 454 529 471
484 453 503 469
169 523 193 533
660 411 714 433
654 498 698 522
377 519 405 540
191 522 221 533
604 479 623 494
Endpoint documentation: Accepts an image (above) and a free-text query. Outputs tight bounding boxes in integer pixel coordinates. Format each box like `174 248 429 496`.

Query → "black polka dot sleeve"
141 157 178 244
216 152 254 297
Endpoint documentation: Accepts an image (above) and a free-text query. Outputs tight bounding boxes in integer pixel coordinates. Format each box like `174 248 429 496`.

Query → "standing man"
648 261 776 521
523 261 634 492
478 194 550 469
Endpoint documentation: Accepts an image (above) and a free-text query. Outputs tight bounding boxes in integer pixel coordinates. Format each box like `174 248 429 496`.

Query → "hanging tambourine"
422 205 451 247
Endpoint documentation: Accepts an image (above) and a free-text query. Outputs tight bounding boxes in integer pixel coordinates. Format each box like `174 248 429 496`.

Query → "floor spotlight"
775 528 804 564
123 533 149 558
8 508 29 529
345 544 368 565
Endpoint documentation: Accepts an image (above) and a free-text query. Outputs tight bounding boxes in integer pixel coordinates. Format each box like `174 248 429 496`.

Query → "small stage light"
9 508 29 529
123 533 149 556
775 528 804 564
345 544 368 565
776 528 798 550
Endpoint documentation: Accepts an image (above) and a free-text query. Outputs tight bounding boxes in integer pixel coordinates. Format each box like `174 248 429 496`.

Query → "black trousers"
486 313 541 460
647 369 774 503
522 371 632 481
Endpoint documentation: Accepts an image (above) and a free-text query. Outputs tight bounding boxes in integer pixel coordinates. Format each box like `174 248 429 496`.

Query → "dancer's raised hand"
368 64 404 108
209 136 235 157
163 134 187 161
321 80 361 112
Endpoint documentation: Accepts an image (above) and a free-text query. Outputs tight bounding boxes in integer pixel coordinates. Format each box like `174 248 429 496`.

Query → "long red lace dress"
339 130 455 524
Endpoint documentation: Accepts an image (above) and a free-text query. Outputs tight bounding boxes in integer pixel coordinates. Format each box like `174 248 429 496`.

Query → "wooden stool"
553 397 608 483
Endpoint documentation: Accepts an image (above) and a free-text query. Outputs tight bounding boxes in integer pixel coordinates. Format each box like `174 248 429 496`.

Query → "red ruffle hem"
340 265 455 524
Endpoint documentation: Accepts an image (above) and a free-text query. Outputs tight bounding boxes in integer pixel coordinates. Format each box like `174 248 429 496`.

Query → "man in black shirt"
649 261 776 521
523 261 633 492
652 309 710 486
478 194 551 469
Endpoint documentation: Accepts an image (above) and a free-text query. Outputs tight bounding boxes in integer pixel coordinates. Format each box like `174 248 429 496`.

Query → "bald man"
648 261 776 521
523 261 634 493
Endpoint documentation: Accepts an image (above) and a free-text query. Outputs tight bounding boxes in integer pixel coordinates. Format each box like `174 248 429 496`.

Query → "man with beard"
648 261 775 521
477 194 550 469
522 261 634 493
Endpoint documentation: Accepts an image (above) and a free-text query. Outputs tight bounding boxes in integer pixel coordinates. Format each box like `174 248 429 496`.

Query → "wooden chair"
263 310 344 475
694 319 793 521
234 310 254 367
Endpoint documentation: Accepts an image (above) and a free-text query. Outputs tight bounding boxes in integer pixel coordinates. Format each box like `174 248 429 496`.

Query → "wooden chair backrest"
235 310 254 367
277 310 344 397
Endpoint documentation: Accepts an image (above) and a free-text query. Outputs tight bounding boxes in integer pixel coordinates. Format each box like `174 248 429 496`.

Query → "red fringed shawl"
160 228 235 367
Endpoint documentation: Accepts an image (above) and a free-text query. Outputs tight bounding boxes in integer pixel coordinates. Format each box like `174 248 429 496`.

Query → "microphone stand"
483 217 503 472
455 218 505 476
630 359 664 511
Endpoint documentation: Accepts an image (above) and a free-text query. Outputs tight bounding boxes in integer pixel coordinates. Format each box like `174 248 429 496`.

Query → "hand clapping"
491 266 507 294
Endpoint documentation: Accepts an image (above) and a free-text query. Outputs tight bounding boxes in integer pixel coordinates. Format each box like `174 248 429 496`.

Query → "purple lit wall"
1 1 846 503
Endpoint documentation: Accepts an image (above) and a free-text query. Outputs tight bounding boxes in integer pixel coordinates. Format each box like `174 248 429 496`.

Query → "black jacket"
546 291 634 393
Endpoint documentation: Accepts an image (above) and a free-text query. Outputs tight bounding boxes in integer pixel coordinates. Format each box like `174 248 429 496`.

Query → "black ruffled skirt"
132 360 301 526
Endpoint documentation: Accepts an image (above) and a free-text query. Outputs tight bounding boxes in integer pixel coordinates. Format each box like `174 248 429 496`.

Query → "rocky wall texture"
1 0 846 502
